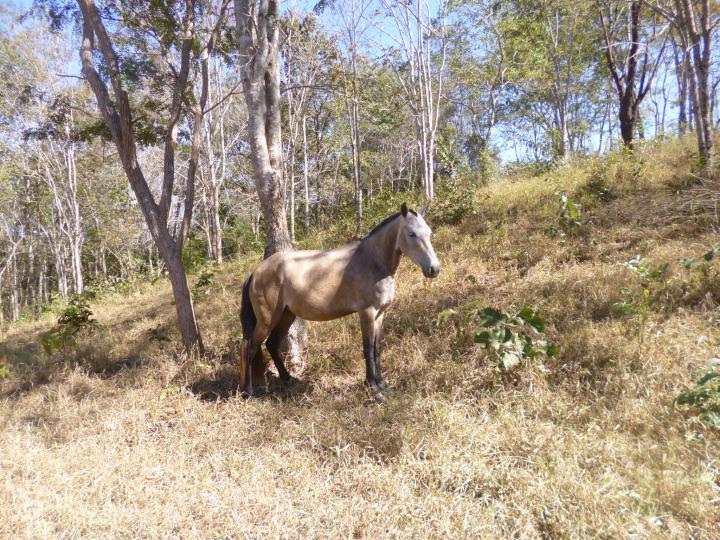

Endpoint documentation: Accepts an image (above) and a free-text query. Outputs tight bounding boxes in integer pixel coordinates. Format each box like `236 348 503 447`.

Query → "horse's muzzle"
423 263 441 278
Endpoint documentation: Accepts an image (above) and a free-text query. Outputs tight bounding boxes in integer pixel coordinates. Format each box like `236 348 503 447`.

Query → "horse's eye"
408 232 417 238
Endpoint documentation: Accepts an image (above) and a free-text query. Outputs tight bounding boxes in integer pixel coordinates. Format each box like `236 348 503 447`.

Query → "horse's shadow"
188 364 310 402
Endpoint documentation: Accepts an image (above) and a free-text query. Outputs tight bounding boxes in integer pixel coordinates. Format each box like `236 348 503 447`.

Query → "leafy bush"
612 256 669 343
581 159 614 202
438 303 557 369
41 295 99 356
192 266 216 300
675 360 720 428
557 192 581 233
429 184 477 226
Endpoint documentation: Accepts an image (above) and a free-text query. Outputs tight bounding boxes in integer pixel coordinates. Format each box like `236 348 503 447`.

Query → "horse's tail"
240 273 256 341
239 274 257 387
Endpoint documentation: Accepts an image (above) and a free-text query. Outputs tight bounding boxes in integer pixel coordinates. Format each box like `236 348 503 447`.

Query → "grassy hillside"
2 139 719 538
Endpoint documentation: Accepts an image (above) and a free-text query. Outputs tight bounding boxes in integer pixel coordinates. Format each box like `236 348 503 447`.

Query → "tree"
598 0 669 148
235 0 306 370
651 0 716 173
376 0 449 199
76 0 232 351
198 56 245 263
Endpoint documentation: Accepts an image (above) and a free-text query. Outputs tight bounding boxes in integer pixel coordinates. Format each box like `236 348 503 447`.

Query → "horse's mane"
362 209 417 240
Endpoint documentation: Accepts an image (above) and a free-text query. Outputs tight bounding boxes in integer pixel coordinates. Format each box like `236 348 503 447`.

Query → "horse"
239 202 441 399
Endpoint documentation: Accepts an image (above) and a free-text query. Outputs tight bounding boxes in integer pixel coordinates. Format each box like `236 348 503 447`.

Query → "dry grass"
2 141 720 538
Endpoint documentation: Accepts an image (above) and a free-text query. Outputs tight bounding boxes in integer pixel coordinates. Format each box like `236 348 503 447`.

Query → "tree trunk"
235 0 306 372
302 113 310 235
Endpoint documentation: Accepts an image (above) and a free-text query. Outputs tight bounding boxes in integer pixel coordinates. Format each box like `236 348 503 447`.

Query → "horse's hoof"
368 385 395 402
281 375 301 386
381 385 396 397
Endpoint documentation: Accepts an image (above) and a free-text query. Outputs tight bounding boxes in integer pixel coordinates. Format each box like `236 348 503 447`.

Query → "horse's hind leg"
265 308 297 382
242 323 272 397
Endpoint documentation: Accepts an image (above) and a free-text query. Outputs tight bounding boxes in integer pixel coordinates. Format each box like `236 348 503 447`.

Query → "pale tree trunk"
76 0 229 351
64 114 84 293
679 0 713 173
235 0 306 372
671 33 689 135
302 113 310 234
36 116 85 296
0 223 21 323
333 0 366 232
200 58 239 263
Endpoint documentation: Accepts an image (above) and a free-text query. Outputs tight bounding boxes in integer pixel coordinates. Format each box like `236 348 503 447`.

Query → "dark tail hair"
240 274 256 341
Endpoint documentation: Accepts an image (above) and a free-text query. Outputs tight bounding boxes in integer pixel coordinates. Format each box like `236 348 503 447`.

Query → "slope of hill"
1 140 719 538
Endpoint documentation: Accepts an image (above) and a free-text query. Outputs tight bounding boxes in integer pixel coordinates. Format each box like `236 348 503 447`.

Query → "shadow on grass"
0 308 177 398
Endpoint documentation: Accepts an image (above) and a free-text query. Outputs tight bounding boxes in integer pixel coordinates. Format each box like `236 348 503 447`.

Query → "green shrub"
612 256 668 343
41 295 99 356
429 185 477 226
675 360 720 427
438 303 557 369
192 265 216 300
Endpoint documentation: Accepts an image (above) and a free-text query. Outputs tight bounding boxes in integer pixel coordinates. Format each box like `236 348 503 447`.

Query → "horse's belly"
284 281 360 322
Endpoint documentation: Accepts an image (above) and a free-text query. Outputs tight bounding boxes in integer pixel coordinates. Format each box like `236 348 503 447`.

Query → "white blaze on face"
399 211 441 278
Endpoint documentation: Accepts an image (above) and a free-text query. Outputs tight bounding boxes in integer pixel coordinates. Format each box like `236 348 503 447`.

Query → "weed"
675 359 720 427
613 256 668 343
40 295 99 356
550 192 582 237
438 303 557 369
192 267 216 300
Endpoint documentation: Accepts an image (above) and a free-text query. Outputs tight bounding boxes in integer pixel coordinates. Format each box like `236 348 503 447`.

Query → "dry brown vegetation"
2 140 719 538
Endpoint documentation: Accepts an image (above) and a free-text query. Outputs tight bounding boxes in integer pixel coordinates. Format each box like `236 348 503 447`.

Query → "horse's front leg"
359 308 392 397
373 312 393 393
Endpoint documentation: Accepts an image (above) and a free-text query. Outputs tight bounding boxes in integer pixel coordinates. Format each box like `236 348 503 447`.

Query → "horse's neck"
360 220 402 278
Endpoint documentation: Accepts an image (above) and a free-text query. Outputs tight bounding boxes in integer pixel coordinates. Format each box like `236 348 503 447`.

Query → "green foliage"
549 192 582 237
680 247 720 271
0 356 8 379
621 255 667 284
559 193 581 230
581 159 613 202
613 256 668 343
429 184 477 226
437 303 557 370
41 295 98 356
675 360 720 428
192 266 216 300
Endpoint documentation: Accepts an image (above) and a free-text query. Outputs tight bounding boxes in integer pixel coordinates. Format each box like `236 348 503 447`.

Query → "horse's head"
397 202 441 278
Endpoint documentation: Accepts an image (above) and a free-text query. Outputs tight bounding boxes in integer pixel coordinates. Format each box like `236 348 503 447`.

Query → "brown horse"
239 203 441 398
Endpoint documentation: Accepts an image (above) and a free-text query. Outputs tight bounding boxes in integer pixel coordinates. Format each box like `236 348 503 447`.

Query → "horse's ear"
418 203 428 217
400 202 408 217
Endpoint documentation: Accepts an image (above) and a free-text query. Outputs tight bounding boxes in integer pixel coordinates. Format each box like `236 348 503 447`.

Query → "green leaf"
696 371 719 386
478 307 506 327
701 413 720 427
517 307 545 332
501 327 513 344
702 247 720 261
474 330 492 348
